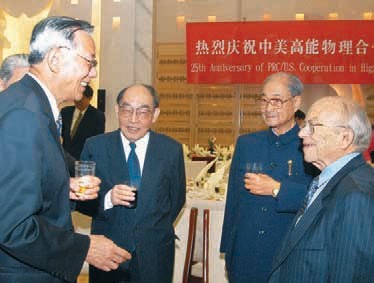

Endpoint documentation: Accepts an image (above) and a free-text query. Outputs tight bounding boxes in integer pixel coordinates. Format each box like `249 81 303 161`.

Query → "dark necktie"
56 113 62 137
71 111 83 138
128 142 141 187
295 177 319 226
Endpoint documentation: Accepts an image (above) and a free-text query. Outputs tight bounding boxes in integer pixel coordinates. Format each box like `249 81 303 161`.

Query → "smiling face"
261 76 300 135
52 30 97 104
298 99 352 170
115 85 160 142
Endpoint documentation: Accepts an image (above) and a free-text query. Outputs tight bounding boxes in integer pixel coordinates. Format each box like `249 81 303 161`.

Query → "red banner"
186 21 374 84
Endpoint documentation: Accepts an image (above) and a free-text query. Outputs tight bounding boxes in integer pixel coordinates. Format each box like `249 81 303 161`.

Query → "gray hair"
116 83 160 108
318 96 372 153
0 54 29 83
264 72 304 97
29 16 94 65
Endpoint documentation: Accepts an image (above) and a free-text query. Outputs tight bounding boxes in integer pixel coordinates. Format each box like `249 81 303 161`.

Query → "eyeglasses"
118 105 154 120
257 96 294 109
301 120 348 135
59 46 97 69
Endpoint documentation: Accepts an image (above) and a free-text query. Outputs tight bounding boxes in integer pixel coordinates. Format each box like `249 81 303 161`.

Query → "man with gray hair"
268 96 374 282
0 53 29 91
221 72 316 282
0 16 130 283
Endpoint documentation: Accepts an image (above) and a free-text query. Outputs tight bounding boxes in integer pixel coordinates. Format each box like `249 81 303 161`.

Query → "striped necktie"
295 177 319 226
56 113 62 137
128 142 141 187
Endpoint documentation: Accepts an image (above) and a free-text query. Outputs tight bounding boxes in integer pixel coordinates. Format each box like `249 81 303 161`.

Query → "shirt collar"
28 72 60 121
268 124 300 146
318 152 360 187
120 131 150 149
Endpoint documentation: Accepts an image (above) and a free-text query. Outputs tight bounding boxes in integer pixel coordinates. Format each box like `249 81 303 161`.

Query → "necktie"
295 177 319 226
56 113 62 137
128 142 141 187
71 111 83 138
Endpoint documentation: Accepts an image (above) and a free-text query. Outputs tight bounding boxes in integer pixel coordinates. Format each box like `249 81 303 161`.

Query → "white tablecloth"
173 194 229 283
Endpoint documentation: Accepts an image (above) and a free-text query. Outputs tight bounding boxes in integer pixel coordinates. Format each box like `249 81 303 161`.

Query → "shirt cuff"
104 190 114 210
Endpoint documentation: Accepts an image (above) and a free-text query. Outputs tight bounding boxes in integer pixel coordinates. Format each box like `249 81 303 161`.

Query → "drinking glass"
246 162 263 174
75 161 96 195
123 180 139 209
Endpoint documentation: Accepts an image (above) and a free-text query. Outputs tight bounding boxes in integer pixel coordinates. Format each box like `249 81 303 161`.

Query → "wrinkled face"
298 101 347 170
261 77 300 134
56 30 97 103
116 85 160 142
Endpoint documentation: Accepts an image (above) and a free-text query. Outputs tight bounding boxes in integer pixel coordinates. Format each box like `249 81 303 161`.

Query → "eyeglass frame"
301 120 349 135
58 46 98 69
257 95 294 109
118 104 155 120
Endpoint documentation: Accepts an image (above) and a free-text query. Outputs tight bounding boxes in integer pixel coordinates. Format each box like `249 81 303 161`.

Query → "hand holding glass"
75 161 96 195
123 180 139 209
246 162 263 174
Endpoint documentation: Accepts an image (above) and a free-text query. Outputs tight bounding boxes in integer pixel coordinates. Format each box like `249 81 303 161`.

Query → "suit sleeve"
329 190 374 282
170 143 186 222
0 109 89 281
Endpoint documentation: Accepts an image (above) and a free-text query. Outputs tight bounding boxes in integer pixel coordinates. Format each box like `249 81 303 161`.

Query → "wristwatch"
272 187 280 198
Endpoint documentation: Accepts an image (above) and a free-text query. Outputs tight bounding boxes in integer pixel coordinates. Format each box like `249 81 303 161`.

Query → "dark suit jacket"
77 130 186 283
61 104 105 160
268 155 374 283
0 75 90 282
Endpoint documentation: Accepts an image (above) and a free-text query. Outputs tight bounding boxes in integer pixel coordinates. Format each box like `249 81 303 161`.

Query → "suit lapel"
23 75 64 153
107 130 129 183
137 131 163 217
271 155 366 272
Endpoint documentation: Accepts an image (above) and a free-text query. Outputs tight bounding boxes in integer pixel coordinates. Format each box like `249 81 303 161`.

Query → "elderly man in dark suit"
77 83 186 283
268 96 374 283
61 84 105 161
0 16 130 283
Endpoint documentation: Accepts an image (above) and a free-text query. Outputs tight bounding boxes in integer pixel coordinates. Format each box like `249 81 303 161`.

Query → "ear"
152 107 160 123
115 104 119 119
340 128 355 150
46 48 61 73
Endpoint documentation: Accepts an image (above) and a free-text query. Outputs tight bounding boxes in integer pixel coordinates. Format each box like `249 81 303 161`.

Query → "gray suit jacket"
0 75 90 283
268 155 374 283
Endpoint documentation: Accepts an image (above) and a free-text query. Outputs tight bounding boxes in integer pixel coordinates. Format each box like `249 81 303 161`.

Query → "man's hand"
244 173 280 196
70 176 101 201
111 184 136 206
86 235 131 272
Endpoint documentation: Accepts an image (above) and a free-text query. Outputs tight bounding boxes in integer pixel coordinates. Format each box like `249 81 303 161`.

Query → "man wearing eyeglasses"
221 72 317 283
268 96 374 283
0 16 131 283
77 84 186 283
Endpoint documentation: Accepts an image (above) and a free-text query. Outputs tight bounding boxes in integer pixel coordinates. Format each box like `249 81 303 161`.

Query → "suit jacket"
220 126 315 283
268 155 374 283
77 130 186 283
0 75 90 283
61 104 105 160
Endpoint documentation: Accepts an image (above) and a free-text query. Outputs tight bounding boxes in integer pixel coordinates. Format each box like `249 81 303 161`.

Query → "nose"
129 110 138 122
89 65 97 78
298 126 308 138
